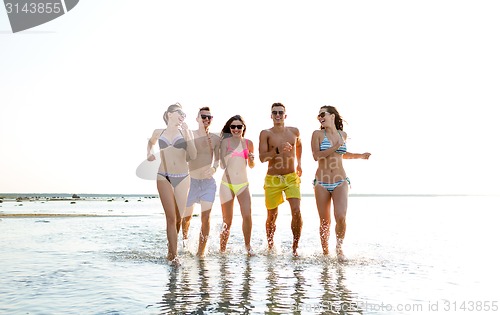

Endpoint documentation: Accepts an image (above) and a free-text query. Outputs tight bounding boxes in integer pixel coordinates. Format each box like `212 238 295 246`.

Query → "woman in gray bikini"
147 103 196 266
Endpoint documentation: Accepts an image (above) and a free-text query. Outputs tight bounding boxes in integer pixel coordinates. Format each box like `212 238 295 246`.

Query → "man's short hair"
199 106 211 112
271 103 285 111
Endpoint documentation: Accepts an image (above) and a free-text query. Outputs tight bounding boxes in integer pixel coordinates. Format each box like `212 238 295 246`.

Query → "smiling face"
164 103 186 127
229 119 245 138
317 109 334 128
271 105 286 124
318 106 344 130
197 109 213 129
168 107 186 127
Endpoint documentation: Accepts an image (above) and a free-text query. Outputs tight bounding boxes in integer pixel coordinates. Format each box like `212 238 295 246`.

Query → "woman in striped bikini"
311 105 370 261
219 115 256 256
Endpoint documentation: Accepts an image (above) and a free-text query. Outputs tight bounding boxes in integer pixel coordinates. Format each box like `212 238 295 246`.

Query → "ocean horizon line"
1 192 497 199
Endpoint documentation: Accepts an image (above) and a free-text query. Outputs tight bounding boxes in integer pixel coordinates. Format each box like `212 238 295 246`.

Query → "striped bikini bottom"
313 177 350 192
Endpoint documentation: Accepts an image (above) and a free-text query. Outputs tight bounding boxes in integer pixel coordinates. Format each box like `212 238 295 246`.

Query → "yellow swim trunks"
263 172 301 210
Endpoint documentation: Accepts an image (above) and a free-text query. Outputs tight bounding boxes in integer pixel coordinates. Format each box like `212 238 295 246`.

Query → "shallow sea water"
1 195 499 314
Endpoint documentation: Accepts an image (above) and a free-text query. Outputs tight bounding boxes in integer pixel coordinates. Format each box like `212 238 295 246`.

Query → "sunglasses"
317 112 330 118
173 109 186 118
272 110 284 116
230 125 244 130
201 114 212 120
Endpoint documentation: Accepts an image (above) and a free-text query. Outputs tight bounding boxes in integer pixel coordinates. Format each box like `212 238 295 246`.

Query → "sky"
1 0 499 195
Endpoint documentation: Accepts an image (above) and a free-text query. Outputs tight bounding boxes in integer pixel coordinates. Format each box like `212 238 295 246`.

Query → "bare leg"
332 181 349 259
219 184 234 253
175 203 182 235
197 203 212 257
266 208 278 251
182 205 195 240
174 177 190 235
220 200 234 252
236 186 253 255
157 178 178 263
288 198 302 256
314 184 333 255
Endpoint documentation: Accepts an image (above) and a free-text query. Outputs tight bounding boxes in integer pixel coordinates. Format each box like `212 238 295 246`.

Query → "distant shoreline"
0 213 149 218
0 194 158 202
1 193 496 201
0 193 157 199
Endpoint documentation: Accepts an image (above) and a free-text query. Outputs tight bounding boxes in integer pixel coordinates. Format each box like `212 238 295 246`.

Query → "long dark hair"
320 105 344 130
220 115 247 140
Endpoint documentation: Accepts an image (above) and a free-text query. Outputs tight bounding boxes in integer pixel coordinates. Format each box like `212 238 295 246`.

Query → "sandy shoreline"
0 194 158 203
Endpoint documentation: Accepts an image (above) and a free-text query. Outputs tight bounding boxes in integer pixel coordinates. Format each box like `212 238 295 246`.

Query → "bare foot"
267 240 274 252
292 242 299 257
168 256 182 267
196 251 206 258
336 244 346 262
337 253 347 263
247 247 256 257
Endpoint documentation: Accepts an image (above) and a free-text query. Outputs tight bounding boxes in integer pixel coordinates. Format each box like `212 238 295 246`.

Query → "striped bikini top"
320 130 346 155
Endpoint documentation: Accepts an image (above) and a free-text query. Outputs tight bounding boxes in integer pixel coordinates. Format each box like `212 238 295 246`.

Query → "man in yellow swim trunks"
258 103 303 256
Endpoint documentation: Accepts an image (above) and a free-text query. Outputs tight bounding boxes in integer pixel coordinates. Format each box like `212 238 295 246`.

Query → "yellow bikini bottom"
221 180 249 195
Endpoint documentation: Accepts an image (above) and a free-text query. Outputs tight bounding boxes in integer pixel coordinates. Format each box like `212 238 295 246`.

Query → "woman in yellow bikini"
219 115 255 256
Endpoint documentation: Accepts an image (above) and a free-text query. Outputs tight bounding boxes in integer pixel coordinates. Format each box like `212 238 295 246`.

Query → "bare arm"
181 123 197 160
147 129 161 161
311 130 340 161
294 128 302 176
343 152 371 159
311 130 321 161
211 133 221 171
220 138 229 170
311 130 345 160
247 139 255 169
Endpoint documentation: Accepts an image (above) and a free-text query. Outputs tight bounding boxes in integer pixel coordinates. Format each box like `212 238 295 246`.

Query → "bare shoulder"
339 130 347 140
151 128 163 138
220 137 230 145
209 132 221 142
311 130 323 142
311 129 322 138
287 126 300 137
259 128 272 138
